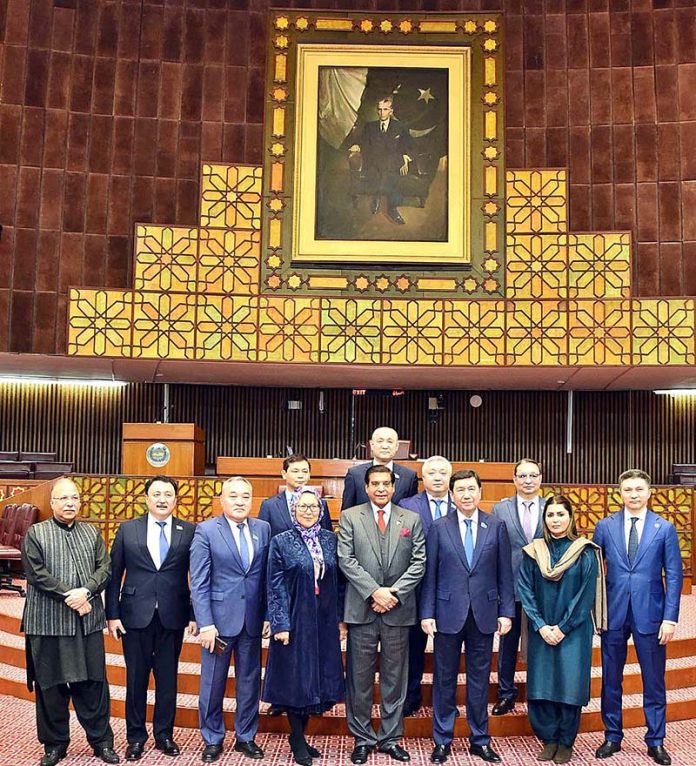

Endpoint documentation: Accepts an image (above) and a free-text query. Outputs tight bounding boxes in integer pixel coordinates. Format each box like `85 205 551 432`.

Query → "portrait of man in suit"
491 458 546 716
341 427 418 511
190 477 271 764
258 454 333 538
337 464 426 765
106 476 197 762
399 455 455 717
593 469 682 766
420 469 514 764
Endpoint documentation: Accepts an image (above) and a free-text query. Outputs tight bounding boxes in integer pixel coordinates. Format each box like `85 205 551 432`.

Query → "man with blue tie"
399 456 455 717
491 459 546 716
258 454 333 537
420 469 514 764
190 477 271 763
106 476 197 761
593 469 682 766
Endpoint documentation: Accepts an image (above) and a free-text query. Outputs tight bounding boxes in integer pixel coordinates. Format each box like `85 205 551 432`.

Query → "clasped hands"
64 587 91 616
539 624 566 645
371 586 399 613
420 616 512 638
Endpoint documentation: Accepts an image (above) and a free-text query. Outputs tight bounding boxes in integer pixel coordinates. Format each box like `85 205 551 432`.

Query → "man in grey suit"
338 465 426 765
491 458 546 715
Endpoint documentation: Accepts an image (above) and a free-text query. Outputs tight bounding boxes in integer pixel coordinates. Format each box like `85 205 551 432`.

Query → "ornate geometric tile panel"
506 300 568 366
195 295 258 362
67 289 133 357
381 300 444 365
319 299 382 365
132 292 197 360
568 233 631 299
568 300 632 366
134 226 198 293
257 297 321 363
200 164 263 230
442 300 506 366
506 169 567 235
198 229 261 295
632 299 695 366
506 234 567 299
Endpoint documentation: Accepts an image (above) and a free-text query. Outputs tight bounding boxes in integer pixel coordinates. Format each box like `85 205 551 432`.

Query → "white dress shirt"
370 502 392 527
146 513 172 570
226 516 254 566
623 507 648 554
457 508 479 549
517 495 540 534
427 494 449 521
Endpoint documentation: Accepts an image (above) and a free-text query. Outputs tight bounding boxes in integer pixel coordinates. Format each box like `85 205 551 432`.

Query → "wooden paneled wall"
0 382 694 485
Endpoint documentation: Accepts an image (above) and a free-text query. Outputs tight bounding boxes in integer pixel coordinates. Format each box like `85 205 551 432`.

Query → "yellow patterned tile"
134 226 198 292
198 229 260 295
568 300 631 366
506 169 567 234
195 295 258 361
442 300 506 366
257 297 321 362
506 234 567 299
632 299 695 365
320 298 382 364
67 289 133 357
200 164 263 230
506 300 568 366
381 300 443 365
568 233 631 299
132 292 197 359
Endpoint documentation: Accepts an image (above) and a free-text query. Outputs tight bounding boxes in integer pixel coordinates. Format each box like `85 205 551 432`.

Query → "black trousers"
36 679 113 751
405 622 428 709
496 601 522 701
122 610 185 744
528 699 581 748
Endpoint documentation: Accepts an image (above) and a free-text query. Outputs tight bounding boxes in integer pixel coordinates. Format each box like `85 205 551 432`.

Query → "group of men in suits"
24 430 683 766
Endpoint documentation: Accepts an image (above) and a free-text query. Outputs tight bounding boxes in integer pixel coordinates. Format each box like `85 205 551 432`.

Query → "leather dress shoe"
93 747 120 764
431 744 451 763
350 745 373 764
40 748 67 766
305 742 321 758
491 698 515 716
371 197 381 215
125 742 145 761
595 740 621 759
536 743 558 761
647 746 672 765
378 743 410 762
155 738 180 756
553 745 573 764
469 744 502 763
267 704 283 716
402 702 421 717
386 208 405 225
201 744 223 763
234 740 264 759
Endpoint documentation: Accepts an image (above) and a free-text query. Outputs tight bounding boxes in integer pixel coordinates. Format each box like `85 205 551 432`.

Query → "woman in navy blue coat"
262 489 346 765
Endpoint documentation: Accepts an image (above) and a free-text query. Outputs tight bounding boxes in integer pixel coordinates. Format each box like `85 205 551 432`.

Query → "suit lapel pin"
395 473 400 479
481 522 488 529
175 525 183 530
654 522 660 528
252 534 259 541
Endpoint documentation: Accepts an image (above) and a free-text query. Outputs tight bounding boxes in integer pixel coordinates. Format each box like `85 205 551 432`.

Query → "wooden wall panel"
0 383 694 485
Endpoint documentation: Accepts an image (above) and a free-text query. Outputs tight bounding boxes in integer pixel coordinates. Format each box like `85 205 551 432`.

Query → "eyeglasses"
296 504 320 513
52 495 80 503
515 473 541 480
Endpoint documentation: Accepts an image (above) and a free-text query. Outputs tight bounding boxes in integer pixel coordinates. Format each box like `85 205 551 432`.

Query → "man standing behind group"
259 454 333 537
491 459 546 716
420 470 514 764
21 478 119 766
593 470 682 766
338 465 426 765
399 456 455 717
106 476 197 761
341 427 418 511
190 477 271 764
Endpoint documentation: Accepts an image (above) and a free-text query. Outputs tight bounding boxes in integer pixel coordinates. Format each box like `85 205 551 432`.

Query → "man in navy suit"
258 454 333 537
420 469 514 764
593 469 682 766
106 475 197 761
491 458 546 716
341 427 418 511
190 477 271 763
399 456 455 717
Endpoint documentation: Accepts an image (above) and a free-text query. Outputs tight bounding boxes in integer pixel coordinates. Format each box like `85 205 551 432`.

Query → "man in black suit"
348 95 414 225
258 454 333 537
341 427 419 511
106 476 197 761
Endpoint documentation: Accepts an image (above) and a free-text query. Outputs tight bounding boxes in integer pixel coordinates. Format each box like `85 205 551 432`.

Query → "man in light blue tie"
593 469 682 766
420 470 514 764
400 456 455 716
190 477 271 763
491 459 546 716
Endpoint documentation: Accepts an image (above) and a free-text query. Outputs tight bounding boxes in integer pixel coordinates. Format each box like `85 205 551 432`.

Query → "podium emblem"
146 442 171 468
